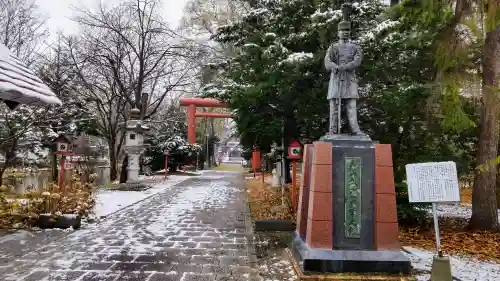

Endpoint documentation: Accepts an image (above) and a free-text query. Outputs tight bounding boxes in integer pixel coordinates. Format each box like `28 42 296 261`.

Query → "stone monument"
290 2 411 276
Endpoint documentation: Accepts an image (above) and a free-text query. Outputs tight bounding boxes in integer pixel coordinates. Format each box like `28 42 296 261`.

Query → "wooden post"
58 155 65 188
291 159 297 213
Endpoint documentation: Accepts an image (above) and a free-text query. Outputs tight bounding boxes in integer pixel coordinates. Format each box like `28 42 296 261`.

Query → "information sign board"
405 161 460 203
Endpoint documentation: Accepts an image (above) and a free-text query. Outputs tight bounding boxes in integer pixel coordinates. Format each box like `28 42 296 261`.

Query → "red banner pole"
292 160 297 213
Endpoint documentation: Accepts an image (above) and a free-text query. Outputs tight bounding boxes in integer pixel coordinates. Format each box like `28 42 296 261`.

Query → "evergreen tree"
204 0 477 181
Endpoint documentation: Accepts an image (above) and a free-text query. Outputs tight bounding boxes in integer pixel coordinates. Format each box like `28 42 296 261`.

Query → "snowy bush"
144 134 202 172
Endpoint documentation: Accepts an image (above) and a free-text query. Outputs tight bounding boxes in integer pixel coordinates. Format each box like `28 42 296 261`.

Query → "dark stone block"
105 254 135 262
169 236 190 242
24 271 49 281
322 135 376 250
46 271 85 280
116 272 152 280
149 272 181 281
290 233 410 274
134 254 162 263
141 262 174 272
37 214 81 229
81 272 120 281
171 263 203 273
219 256 247 266
221 243 245 250
183 273 216 281
199 242 223 249
202 265 232 274
192 255 220 265
112 262 146 271
116 182 153 191
79 262 115 271
254 220 296 231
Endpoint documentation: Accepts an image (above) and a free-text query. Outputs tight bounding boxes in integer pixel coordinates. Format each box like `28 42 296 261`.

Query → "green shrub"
395 182 430 227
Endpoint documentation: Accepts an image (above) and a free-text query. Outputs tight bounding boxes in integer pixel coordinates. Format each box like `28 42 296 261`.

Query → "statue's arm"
324 45 338 71
344 45 363 70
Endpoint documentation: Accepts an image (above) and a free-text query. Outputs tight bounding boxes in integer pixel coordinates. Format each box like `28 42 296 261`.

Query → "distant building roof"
0 43 62 109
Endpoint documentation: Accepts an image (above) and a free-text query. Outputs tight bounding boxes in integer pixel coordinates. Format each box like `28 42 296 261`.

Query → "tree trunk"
108 138 118 181
390 0 399 6
119 155 128 183
0 145 17 187
469 26 500 231
110 153 118 181
496 165 500 208
51 152 58 183
0 167 5 186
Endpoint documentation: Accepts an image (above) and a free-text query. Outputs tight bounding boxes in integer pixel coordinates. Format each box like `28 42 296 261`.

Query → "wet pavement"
0 171 261 281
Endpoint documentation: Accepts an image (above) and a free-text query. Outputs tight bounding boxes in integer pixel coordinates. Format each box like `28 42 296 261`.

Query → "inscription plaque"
344 157 362 238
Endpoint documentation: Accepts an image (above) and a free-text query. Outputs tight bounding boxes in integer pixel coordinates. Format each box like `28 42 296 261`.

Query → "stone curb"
254 220 296 232
240 175 259 270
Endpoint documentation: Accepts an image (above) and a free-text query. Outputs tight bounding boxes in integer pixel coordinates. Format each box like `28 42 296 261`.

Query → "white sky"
36 0 189 39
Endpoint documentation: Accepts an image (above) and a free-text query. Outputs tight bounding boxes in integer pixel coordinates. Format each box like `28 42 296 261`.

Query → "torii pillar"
180 98 231 144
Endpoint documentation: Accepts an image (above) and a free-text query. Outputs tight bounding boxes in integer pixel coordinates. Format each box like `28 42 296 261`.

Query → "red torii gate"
180 97 232 144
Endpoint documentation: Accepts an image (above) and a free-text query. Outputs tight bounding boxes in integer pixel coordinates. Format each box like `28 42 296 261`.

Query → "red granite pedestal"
290 136 410 274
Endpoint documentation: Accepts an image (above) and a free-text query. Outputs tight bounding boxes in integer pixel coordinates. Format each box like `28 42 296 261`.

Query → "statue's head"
338 21 350 40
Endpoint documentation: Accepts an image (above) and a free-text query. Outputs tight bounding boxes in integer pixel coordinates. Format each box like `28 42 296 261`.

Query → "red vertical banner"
291 160 297 213
252 151 260 177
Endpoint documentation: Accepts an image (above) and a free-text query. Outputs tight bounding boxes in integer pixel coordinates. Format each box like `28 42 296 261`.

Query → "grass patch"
212 164 247 172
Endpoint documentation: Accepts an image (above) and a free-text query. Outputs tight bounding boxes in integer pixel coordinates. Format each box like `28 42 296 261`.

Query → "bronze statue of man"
324 20 365 136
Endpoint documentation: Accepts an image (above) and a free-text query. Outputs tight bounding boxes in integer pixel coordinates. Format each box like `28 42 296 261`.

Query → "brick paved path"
0 171 260 281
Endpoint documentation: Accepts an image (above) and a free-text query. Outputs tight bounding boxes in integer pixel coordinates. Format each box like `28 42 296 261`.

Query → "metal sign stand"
406 162 457 281
431 203 443 257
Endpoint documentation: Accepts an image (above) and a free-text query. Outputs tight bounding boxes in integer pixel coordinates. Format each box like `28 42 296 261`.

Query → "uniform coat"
324 42 363 100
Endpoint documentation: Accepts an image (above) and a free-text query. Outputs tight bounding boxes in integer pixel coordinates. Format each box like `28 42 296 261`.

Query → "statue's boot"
329 99 339 134
346 99 366 136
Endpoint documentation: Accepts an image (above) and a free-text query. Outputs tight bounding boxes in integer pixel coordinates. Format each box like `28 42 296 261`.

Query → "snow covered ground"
411 203 500 280
433 203 500 222
94 175 188 218
404 247 500 281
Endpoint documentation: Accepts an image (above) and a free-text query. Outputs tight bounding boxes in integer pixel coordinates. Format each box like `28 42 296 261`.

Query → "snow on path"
94 175 187 218
0 172 260 281
403 247 500 281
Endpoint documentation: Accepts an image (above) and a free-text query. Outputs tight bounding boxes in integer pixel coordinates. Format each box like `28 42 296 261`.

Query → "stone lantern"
123 108 149 184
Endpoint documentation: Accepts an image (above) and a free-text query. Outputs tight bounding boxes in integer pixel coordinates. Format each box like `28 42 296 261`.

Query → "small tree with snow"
144 135 202 172
143 106 202 172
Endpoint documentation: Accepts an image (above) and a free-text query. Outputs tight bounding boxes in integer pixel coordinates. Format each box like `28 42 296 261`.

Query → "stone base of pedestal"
290 233 411 274
291 136 411 275
117 181 152 191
